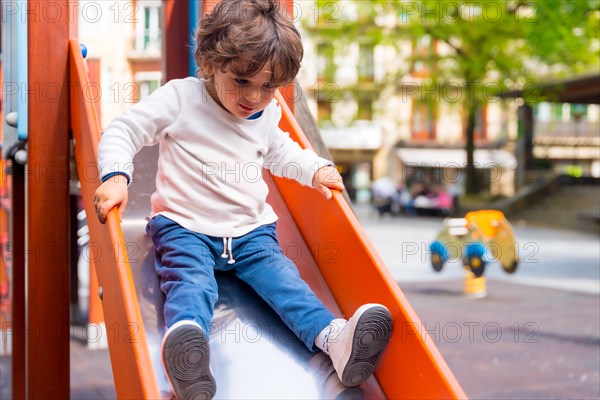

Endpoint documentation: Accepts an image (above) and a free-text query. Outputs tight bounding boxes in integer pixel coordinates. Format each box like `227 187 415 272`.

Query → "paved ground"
1 205 598 399
69 329 116 400
356 203 600 399
402 280 599 399
0 328 116 400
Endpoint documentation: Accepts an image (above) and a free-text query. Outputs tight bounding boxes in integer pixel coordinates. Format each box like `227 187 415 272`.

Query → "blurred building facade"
78 0 599 201
295 1 599 201
531 98 600 178
78 0 163 128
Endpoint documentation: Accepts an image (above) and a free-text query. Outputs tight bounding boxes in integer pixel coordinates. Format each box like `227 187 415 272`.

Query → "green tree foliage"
303 0 599 194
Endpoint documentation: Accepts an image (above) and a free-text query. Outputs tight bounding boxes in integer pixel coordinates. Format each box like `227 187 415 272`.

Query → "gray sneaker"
327 304 393 387
161 320 216 400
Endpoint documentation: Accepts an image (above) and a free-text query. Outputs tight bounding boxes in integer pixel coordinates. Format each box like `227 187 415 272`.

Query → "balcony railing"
534 121 600 138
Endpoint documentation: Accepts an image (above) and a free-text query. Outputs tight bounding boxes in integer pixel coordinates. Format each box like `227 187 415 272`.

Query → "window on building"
412 35 433 77
534 102 552 122
317 43 335 82
136 1 162 54
358 44 374 82
139 79 160 99
534 102 580 122
411 100 436 141
135 72 162 101
555 103 564 120
571 104 587 121
357 97 373 120
317 100 332 124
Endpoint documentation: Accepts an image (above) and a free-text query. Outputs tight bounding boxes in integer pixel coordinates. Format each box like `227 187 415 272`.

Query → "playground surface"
356 204 600 399
2 273 598 399
404 279 600 399
83 277 598 399
66 278 597 399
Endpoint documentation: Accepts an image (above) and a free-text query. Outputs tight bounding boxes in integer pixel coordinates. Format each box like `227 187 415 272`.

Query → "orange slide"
69 39 466 399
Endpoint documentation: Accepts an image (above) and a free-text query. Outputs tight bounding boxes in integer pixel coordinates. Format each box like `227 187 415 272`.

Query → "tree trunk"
465 95 478 195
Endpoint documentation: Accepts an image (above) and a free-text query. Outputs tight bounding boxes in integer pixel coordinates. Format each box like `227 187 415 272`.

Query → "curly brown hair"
195 0 303 86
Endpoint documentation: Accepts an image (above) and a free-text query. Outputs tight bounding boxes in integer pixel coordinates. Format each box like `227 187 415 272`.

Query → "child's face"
203 62 280 119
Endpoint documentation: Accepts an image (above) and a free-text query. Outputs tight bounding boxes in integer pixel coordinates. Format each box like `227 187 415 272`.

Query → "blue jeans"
146 215 335 351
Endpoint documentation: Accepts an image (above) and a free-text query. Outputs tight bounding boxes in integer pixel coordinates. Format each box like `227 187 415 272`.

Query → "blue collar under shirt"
246 111 263 120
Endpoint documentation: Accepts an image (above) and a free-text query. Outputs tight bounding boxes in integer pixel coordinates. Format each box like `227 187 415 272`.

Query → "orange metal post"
85 58 105 330
68 0 78 38
27 1 71 398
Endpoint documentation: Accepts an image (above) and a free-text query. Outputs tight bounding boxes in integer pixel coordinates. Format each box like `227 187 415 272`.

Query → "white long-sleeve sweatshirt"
98 77 332 237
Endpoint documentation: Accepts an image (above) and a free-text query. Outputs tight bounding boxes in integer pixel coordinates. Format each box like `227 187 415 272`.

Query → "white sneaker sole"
337 304 393 387
162 321 216 400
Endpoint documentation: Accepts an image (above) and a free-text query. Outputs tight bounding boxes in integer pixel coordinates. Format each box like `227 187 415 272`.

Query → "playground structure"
2 1 466 398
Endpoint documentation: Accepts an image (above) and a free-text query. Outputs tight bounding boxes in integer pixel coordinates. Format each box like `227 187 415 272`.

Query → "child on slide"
93 1 393 398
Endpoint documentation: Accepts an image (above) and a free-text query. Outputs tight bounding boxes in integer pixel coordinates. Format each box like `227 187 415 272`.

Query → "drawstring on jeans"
221 237 236 264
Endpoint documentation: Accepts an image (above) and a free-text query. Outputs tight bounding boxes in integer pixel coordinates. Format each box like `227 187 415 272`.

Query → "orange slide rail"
274 91 467 399
68 39 161 399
